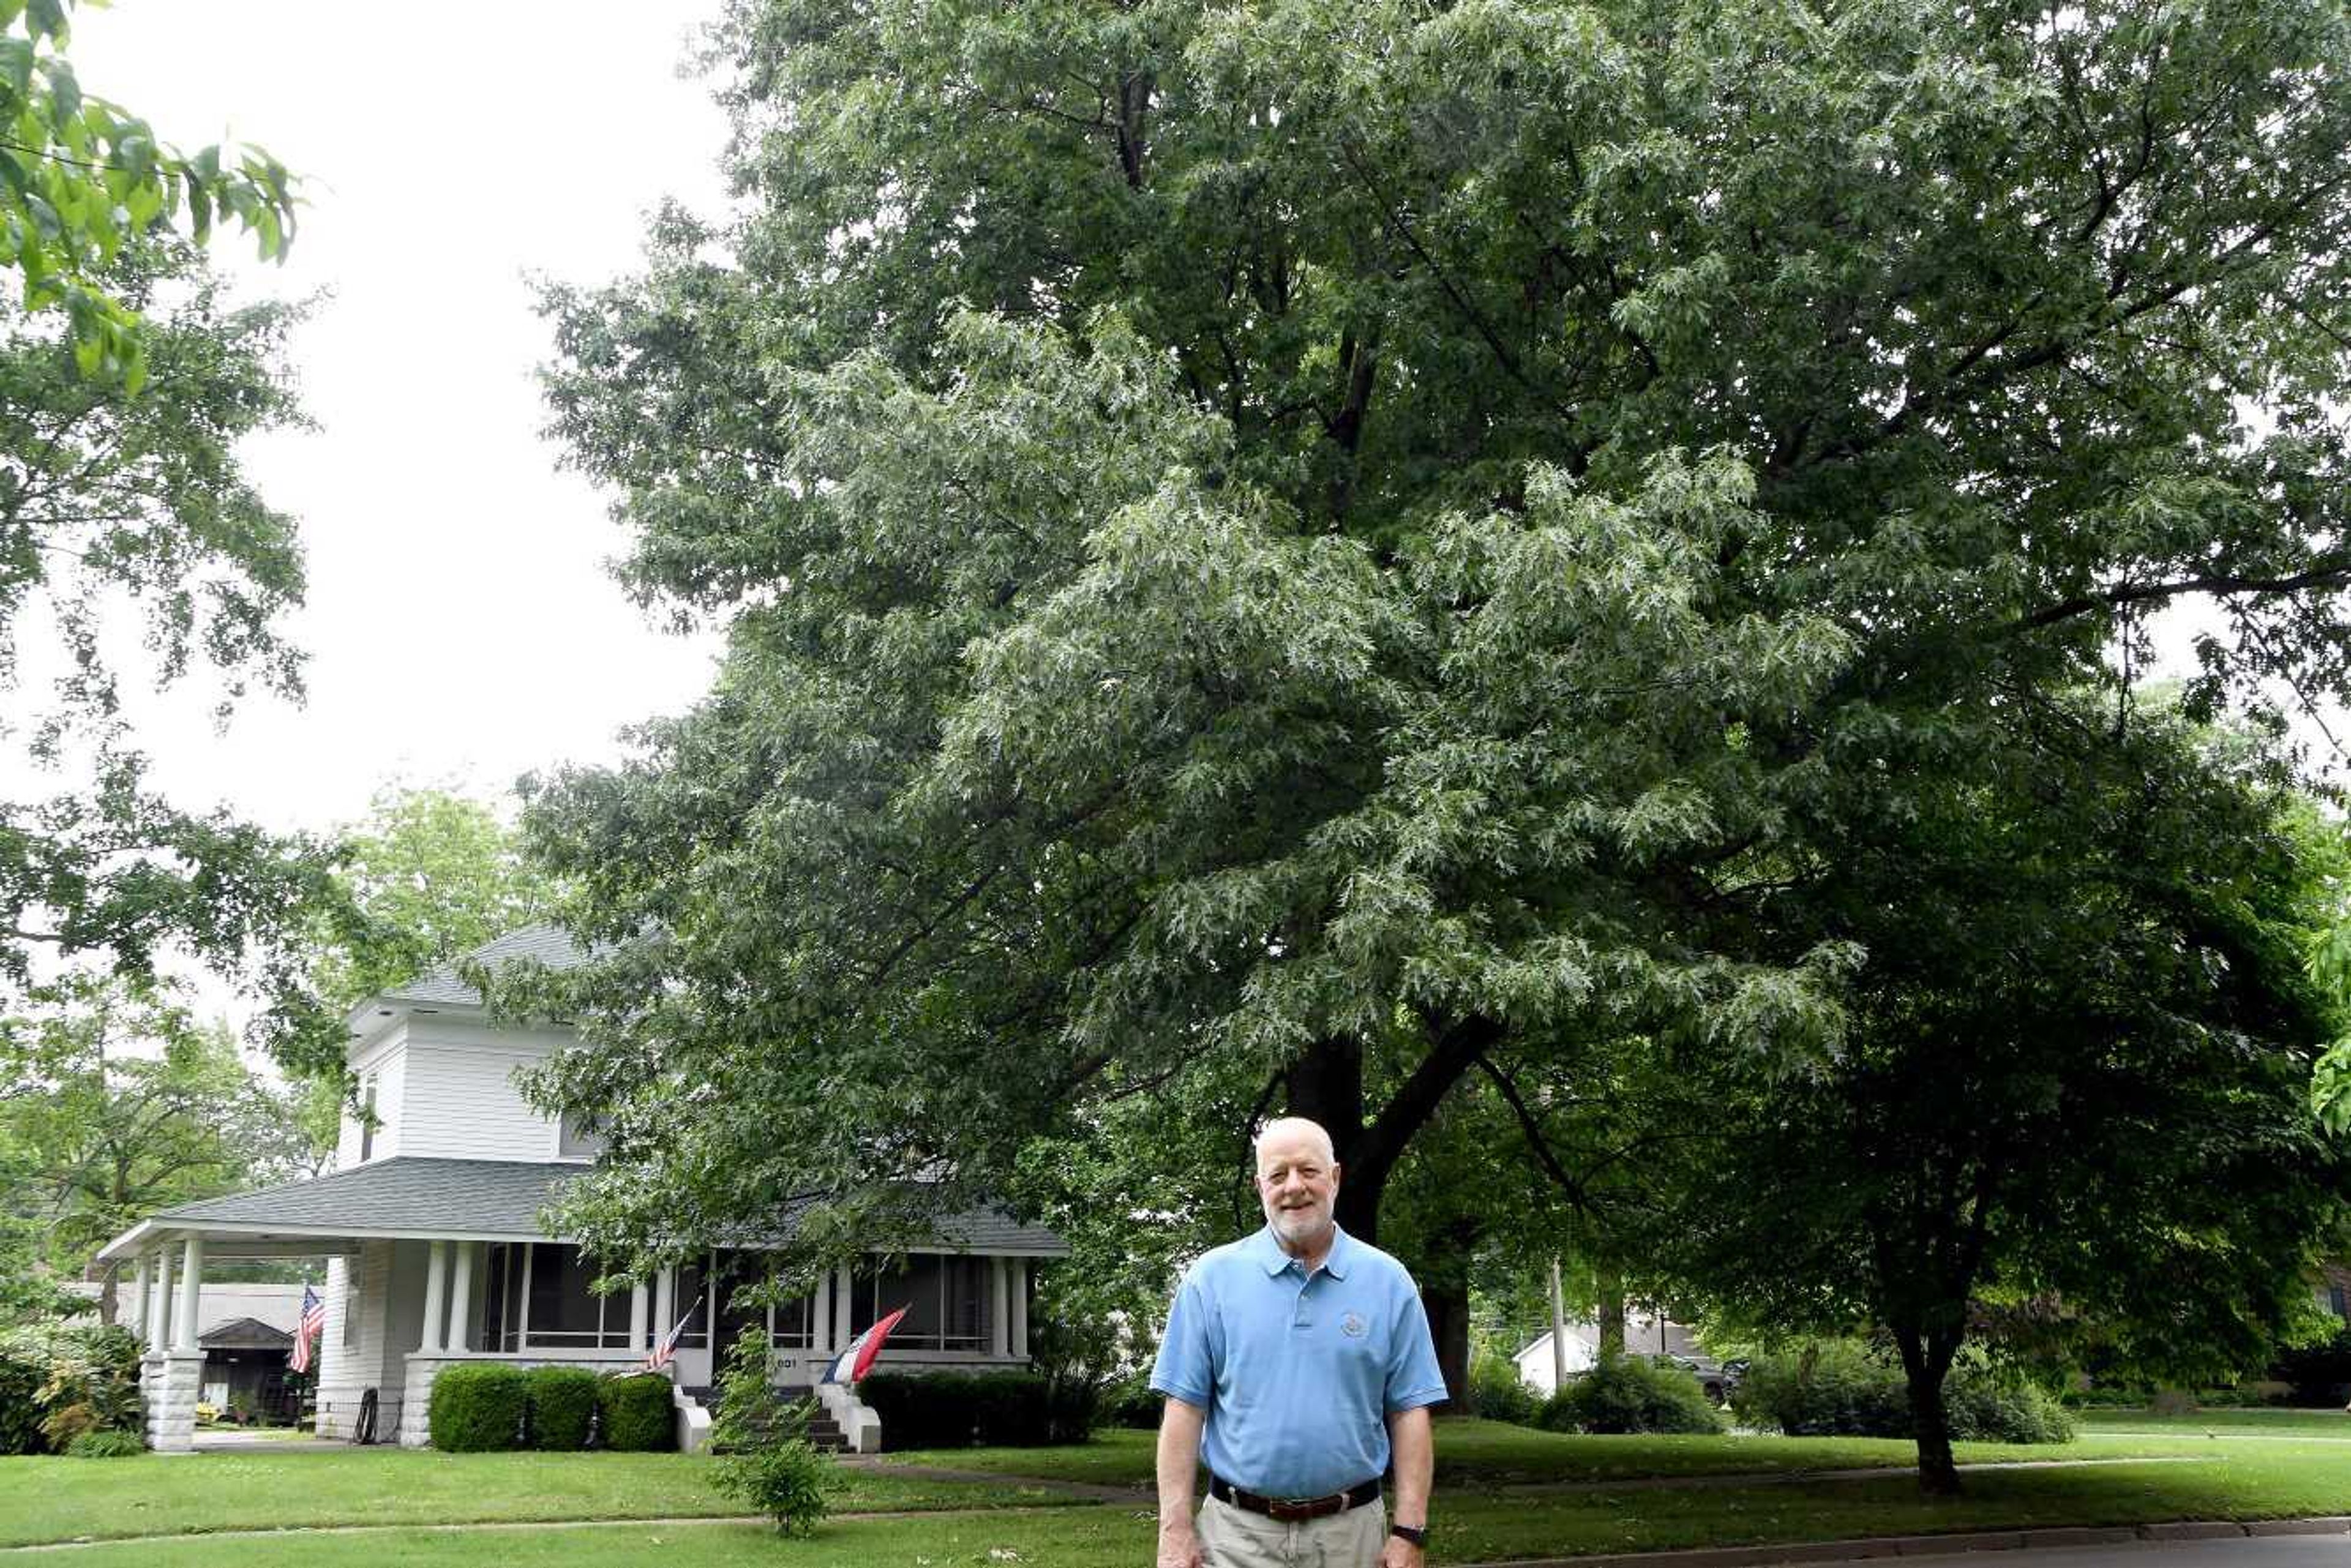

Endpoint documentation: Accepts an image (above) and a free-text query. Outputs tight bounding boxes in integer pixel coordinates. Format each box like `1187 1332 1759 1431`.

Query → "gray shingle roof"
382 924 589 1008
158 1158 573 1236
152 1157 1068 1255
199 1316 294 1351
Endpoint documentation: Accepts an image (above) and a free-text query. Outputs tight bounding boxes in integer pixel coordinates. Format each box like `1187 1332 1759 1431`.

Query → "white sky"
69 0 733 838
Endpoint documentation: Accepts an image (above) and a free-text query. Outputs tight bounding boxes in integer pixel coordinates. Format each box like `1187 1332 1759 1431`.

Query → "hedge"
524 1365 600 1450
1733 1343 2074 1444
860 1370 1090 1449
597 1373 676 1452
1539 1355 1720 1435
1467 1352 1539 1426
428 1363 530 1452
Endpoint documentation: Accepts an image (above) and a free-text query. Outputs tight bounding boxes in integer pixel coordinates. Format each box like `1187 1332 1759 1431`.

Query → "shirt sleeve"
1384 1277 1450 1413
1149 1267 1215 1408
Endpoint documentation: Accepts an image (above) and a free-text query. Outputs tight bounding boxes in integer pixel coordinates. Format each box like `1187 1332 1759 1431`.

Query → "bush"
65 1429 144 1458
40 1401 99 1449
0 1354 48 1456
1733 1342 2075 1444
1468 1351 1539 1426
37 1325 144 1444
860 1370 1063 1449
598 1373 675 1452
524 1365 600 1450
1097 1373 1162 1430
2273 1324 2351 1408
429 1362 529 1452
716 1438 831 1536
1539 1355 1722 1435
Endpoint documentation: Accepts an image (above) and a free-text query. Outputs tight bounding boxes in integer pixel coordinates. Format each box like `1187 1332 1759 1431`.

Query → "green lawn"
0 1448 1082 1549
886 1417 2205 1490
24 1444 2351 1567
10 1419 2350 1563
2079 1406 2351 1439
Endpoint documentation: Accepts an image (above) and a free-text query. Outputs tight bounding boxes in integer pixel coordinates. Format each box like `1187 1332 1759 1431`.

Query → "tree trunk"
1596 1269 1626 1357
1422 1276 1471 1407
1895 1327 1962 1495
97 1262 119 1328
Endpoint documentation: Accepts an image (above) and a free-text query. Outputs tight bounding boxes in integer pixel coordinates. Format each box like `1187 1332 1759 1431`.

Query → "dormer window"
557 1110 607 1160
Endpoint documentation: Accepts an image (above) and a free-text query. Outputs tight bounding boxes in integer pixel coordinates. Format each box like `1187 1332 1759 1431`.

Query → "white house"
98 926 1067 1454
1513 1310 1705 1398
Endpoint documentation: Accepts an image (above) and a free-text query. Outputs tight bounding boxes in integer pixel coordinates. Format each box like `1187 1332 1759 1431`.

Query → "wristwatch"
1390 1524 1428 1547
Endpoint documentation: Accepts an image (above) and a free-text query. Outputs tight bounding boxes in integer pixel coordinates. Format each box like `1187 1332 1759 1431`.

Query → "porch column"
1011 1258 1029 1360
812 1270 831 1352
991 1258 1011 1357
833 1265 853 1352
629 1280 649 1351
421 1241 449 1352
151 1246 173 1347
447 1242 475 1352
171 1236 204 1353
131 1255 151 1343
653 1267 673 1354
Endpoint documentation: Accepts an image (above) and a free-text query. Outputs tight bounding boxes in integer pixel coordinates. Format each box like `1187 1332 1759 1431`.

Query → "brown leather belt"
1209 1474 1381 1522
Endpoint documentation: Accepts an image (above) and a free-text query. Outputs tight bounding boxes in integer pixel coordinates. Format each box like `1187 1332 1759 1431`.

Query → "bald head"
1254 1116 1337 1169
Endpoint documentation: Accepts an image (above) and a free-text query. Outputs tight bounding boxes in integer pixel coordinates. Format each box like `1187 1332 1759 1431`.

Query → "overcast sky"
70 0 733 838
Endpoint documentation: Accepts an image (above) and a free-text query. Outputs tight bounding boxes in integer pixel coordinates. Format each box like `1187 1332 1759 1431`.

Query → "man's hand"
1378 1530 1425 1568
1157 1521 1206 1568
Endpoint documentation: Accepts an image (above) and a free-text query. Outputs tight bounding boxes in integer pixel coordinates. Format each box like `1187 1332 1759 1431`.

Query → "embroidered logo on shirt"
1341 1311 1367 1338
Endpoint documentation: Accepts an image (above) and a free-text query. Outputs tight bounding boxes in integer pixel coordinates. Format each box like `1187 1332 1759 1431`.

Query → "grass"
23 1444 2351 1567
884 1417 2199 1490
2077 1406 2351 1438
9 1416 2349 1562
0 1448 1084 1548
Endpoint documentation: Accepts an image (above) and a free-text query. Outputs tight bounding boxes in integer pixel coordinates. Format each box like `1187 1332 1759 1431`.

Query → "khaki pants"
1197 1493 1387 1568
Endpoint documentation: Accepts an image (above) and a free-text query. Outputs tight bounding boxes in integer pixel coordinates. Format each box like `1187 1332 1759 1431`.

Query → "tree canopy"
515 0 2351 1375
0 973 323 1327
0 0 294 386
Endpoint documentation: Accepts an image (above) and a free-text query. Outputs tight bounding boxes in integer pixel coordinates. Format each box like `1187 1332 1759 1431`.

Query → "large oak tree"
514 0 2351 1402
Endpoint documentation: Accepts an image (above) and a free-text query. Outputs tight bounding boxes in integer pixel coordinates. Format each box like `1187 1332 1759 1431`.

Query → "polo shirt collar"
1252 1222 1354 1279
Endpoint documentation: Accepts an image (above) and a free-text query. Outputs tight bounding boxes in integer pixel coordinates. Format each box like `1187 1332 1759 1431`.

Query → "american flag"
645 1300 696 1373
290 1286 326 1375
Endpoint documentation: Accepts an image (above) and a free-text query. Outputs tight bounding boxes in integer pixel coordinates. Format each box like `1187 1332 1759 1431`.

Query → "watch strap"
1390 1524 1428 1547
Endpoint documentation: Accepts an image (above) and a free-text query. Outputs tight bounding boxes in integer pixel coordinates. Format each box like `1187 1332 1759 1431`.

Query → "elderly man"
1150 1116 1448 1568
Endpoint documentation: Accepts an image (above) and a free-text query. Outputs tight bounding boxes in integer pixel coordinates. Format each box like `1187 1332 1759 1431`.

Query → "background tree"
516 0 2351 1392
306 785 560 1020
1 235 350 1069
1662 699 2351 1491
0 973 322 1326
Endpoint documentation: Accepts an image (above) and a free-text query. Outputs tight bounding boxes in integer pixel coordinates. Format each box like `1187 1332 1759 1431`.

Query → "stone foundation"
141 1352 204 1453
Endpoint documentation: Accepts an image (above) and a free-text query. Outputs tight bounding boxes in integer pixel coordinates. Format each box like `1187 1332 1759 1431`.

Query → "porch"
97 1157 1062 1454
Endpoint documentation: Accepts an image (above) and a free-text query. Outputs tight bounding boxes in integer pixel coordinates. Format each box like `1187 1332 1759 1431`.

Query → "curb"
1458 1516 2351 1567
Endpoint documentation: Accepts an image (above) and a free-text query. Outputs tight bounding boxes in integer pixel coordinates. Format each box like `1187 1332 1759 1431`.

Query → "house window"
481 1244 523 1352
522 1244 634 1349
357 1076 378 1163
557 1111 606 1160
848 1255 991 1351
708 1250 816 1354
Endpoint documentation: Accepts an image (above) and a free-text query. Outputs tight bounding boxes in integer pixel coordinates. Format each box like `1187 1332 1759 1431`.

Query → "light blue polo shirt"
1150 1225 1448 1498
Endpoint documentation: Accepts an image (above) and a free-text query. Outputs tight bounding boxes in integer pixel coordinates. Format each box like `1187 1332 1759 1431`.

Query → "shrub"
711 1327 793 1455
429 1362 529 1452
1540 1355 1721 1435
0 1354 48 1456
524 1365 600 1450
65 1429 144 1458
1468 1351 1539 1426
1097 1373 1162 1430
716 1438 831 1536
40 1401 99 1449
1733 1342 2075 1444
860 1370 1063 1449
598 1373 675 1452
2273 1324 2351 1408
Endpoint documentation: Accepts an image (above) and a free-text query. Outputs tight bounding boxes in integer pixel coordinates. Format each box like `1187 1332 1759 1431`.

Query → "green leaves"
0 1 297 386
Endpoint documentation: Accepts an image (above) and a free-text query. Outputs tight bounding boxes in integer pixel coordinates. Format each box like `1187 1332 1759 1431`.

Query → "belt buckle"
1270 1495 1327 1522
